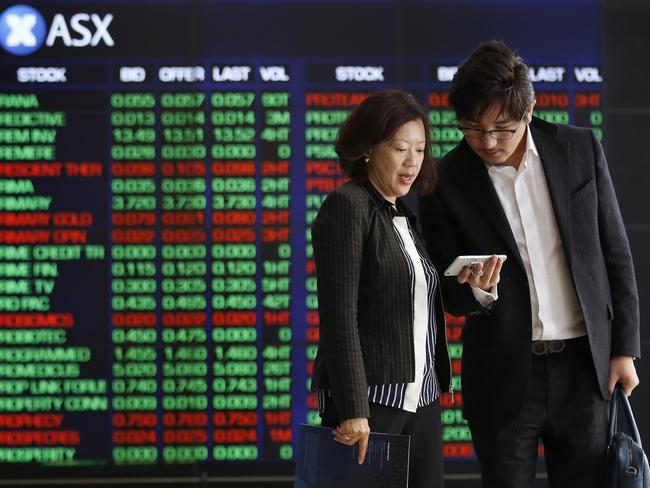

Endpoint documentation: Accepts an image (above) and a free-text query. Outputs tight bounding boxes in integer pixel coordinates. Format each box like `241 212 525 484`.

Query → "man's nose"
479 132 497 147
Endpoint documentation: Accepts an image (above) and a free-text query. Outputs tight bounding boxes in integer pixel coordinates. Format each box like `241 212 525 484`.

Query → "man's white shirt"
472 127 586 340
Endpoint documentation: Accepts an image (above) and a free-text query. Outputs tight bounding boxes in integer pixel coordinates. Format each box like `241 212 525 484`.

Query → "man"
419 40 640 487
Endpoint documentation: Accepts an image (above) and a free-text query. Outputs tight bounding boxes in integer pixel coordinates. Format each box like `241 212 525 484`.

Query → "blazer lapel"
531 123 573 267
452 143 525 270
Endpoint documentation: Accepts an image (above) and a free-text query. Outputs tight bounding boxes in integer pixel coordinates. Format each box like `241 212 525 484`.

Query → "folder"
294 424 410 488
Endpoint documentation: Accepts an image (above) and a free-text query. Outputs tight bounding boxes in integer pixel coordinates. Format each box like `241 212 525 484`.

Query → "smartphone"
443 255 507 276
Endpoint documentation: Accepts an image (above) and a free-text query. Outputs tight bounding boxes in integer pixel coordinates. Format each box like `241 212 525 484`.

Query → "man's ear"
526 100 536 123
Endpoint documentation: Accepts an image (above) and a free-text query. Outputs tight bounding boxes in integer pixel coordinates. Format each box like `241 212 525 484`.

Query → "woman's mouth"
399 174 414 184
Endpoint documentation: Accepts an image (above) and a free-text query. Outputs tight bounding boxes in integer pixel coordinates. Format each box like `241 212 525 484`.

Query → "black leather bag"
605 384 650 487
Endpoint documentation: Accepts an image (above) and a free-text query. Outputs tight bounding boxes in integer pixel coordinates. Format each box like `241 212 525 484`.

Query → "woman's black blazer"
311 181 451 421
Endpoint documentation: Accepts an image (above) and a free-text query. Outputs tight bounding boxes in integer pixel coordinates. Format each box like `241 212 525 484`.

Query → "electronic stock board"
0 0 602 481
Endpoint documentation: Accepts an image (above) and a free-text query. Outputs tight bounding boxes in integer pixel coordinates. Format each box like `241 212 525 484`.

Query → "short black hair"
335 89 435 195
449 40 535 122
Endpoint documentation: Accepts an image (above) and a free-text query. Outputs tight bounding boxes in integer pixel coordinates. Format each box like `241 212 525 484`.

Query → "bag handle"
607 383 642 447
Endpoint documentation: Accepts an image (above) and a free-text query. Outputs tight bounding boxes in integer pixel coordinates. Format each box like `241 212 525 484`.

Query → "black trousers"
469 336 609 488
321 397 444 488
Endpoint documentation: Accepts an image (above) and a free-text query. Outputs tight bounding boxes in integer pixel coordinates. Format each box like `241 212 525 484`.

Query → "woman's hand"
333 417 370 464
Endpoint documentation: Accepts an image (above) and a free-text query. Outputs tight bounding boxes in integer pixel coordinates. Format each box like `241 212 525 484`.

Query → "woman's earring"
364 156 370 163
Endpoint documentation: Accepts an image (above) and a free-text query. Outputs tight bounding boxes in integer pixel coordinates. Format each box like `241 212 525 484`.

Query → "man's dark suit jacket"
311 181 451 422
419 117 640 427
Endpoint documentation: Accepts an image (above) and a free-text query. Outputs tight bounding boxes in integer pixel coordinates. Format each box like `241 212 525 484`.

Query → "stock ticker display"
0 0 601 476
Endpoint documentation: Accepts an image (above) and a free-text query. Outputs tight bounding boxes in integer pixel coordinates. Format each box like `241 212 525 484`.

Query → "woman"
310 89 451 487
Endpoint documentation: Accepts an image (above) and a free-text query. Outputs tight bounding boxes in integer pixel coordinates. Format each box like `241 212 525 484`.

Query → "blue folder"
294 424 410 488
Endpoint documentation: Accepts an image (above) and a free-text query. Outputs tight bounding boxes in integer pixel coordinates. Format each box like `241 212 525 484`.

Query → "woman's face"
367 119 426 203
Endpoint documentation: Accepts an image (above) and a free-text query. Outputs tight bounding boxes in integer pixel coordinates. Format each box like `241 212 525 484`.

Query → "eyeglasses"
457 118 524 141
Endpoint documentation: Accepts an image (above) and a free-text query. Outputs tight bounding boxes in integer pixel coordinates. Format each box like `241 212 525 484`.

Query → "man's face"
458 103 534 168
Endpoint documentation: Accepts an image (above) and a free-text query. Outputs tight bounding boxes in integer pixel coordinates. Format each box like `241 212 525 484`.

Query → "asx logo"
0 4 114 56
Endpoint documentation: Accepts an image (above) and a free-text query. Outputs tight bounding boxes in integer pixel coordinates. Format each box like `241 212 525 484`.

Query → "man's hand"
457 255 503 292
333 417 370 464
608 355 639 397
